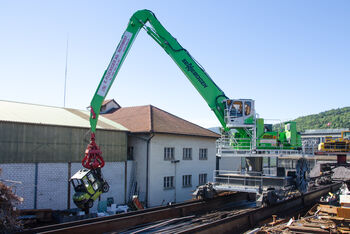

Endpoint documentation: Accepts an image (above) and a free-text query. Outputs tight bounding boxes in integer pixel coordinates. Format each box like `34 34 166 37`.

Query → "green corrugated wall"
0 122 127 163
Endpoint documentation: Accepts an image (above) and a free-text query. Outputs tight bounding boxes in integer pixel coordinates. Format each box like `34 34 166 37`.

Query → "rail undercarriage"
195 145 310 206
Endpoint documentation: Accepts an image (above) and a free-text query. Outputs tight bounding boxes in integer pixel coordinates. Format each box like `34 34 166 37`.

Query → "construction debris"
310 162 350 181
193 182 218 199
333 166 350 180
255 183 350 233
0 168 23 233
257 204 350 233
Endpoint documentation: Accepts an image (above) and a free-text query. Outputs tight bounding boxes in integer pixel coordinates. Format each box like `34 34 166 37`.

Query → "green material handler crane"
72 9 302 210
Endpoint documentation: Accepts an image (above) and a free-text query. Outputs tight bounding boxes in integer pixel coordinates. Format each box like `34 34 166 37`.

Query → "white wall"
126 160 134 202
98 162 126 205
127 134 149 203
100 101 120 114
148 134 216 207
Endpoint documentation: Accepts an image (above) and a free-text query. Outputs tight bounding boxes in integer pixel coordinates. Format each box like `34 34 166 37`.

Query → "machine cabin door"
224 99 255 128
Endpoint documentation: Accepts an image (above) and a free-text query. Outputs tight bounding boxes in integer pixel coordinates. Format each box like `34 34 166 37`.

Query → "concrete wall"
148 134 217 207
0 162 132 212
37 163 68 210
0 122 127 163
0 163 35 210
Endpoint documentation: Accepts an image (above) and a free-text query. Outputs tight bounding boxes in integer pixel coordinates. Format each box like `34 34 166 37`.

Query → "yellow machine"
318 131 350 152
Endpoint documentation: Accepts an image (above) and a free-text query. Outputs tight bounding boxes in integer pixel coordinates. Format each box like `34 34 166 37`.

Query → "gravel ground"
310 161 350 180
333 166 350 180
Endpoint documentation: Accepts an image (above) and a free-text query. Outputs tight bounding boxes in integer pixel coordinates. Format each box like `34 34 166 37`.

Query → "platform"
217 148 304 157
213 170 294 193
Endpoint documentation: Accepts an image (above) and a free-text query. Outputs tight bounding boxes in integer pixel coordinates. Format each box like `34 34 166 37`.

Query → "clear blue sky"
1 0 349 127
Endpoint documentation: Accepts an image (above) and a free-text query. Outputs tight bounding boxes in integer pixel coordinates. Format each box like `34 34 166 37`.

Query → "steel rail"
22 182 342 234
22 192 250 233
177 182 342 234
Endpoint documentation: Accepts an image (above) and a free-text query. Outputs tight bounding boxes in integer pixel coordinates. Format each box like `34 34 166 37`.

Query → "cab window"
225 99 232 109
92 182 99 191
72 179 81 187
88 173 95 183
72 179 85 192
82 177 90 188
232 101 243 117
244 102 251 116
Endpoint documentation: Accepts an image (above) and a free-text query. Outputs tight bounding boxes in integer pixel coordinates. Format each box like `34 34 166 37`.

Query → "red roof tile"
103 105 220 138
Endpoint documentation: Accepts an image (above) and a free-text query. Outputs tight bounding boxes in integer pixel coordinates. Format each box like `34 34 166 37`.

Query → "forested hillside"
294 107 350 132
210 107 350 133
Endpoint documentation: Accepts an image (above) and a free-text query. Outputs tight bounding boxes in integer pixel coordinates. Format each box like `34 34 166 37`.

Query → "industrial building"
102 100 220 207
0 99 220 210
0 100 130 211
301 128 349 154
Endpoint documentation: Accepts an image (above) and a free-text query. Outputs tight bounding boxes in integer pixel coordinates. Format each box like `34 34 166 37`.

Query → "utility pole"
63 34 69 107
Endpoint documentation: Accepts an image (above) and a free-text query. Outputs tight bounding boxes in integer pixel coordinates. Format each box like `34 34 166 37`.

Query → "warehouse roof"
0 100 128 131
103 105 220 138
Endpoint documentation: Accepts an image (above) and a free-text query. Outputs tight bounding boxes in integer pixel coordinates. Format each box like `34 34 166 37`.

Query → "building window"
163 176 174 189
182 175 192 187
127 146 134 160
164 147 175 160
199 173 207 185
183 148 192 160
199 148 208 160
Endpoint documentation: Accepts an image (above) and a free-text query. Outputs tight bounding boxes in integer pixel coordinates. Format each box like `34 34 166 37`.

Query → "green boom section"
90 9 227 132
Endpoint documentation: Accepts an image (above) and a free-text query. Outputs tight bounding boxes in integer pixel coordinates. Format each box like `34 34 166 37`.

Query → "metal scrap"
0 168 23 233
256 183 350 233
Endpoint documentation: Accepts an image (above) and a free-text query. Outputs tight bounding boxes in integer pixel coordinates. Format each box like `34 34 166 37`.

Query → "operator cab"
70 169 109 209
224 99 255 128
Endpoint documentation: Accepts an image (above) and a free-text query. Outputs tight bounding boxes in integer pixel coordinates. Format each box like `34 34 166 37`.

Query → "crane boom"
74 9 302 212
89 9 228 133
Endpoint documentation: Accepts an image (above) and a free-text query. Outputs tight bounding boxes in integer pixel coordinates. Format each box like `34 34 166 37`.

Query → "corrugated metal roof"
0 100 128 131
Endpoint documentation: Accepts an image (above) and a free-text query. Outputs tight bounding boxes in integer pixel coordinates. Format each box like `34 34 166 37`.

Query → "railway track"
21 182 342 234
179 182 342 234
22 192 250 234
120 201 256 233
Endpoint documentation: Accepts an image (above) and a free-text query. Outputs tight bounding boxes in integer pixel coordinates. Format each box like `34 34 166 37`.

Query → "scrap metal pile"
256 183 350 233
257 206 349 233
0 168 23 233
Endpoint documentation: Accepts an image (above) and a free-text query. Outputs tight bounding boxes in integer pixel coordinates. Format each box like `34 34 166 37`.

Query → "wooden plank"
338 207 350 219
288 225 329 233
318 204 338 214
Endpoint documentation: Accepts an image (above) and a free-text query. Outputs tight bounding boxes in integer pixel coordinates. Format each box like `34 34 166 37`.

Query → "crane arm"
89 9 228 132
